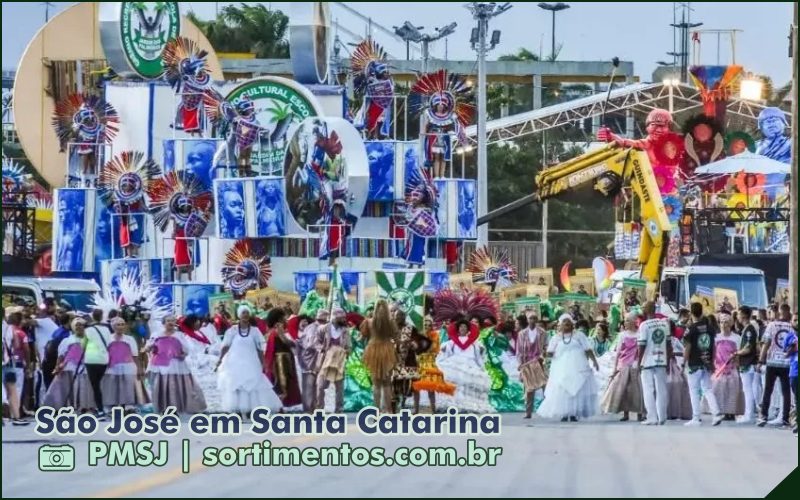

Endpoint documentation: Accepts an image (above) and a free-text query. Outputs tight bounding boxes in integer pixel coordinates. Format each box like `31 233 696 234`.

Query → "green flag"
375 270 425 329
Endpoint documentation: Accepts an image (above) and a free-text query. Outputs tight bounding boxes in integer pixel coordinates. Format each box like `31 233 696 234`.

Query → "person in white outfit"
216 305 282 417
637 301 673 425
682 302 723 426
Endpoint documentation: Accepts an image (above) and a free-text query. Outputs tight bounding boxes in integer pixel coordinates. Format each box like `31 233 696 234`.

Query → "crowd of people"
2 293 797 438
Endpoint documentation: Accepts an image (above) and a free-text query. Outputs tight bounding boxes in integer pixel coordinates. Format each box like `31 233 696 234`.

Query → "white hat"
558 314 574 325
237 304 252 318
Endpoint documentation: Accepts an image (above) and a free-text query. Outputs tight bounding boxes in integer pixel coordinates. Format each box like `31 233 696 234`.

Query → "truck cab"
2 277 100 312
658 266 769 313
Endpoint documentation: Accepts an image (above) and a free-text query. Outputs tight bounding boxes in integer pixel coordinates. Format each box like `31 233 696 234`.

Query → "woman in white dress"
216 305 282 416
436 320 494 414
538 314 600 422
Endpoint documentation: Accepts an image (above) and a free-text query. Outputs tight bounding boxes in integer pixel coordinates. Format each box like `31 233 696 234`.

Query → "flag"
328 264 355 313
375 270 425 329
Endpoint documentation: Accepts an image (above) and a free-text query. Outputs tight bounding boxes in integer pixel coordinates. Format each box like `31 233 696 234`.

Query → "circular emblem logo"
120 2 180 79
388 288 414 314
651 328 666 344
698 333 711 350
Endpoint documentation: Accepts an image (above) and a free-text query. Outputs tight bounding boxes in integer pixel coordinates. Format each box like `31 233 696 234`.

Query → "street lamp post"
468 2 512 248
537 3 570 61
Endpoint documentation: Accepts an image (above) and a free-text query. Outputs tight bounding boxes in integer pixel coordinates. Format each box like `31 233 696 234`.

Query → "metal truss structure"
465 82 792 145
2 191 35 260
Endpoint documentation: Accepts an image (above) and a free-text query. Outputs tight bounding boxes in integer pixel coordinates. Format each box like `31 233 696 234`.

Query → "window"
687 274 768 309
1 286 37 308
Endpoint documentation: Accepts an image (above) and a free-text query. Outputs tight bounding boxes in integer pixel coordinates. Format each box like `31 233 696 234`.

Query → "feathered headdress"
2 157 31 194
162 36 211 90
433 288 498 324
468 247 517 290
350 37 389 94
202 88 237 127
404 165 438 207
89 267 172 322
52 93 119 151
147 171 212 233
98 151 161 208
221 240 272 298
409 69 475 128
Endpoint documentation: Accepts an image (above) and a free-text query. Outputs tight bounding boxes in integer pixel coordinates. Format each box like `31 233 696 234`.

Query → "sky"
1 2 794 85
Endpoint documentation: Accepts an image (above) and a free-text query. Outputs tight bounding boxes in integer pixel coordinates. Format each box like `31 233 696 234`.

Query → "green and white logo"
225 77 323 171
120 2 180 79
375 271 425 329
698 333 712 350
651 328 666 344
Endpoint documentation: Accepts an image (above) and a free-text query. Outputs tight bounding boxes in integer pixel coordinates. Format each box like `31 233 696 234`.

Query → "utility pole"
791 3 798 312
468 2 511 248
538 3 570 61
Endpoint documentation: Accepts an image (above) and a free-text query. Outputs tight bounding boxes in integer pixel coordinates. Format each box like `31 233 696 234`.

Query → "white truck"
2 277 100 312
607 266 769 315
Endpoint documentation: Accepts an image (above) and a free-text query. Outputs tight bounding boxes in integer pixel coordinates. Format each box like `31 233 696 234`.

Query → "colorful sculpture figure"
410 70 475 178
402 166 439 267
755 107 791 199
204 91 269 177
52 93 119 186
98 151 160 258
597 108 685 190
468 247 517 292
350 38 394 139
221 240 272 298
681 114 726 189
163 37 212 137
147 171 212 278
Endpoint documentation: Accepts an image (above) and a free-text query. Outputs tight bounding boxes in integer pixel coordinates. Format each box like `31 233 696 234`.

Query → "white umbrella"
694 151 791 175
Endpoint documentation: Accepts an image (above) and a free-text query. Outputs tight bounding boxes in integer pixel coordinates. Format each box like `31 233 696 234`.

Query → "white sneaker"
736 416 754 424
768 416 785 426
641 420 658 426
712 414 724 426
684 419 702 427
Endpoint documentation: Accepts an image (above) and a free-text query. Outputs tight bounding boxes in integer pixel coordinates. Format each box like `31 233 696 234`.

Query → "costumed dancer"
468 247 517 293
298 309 329 412
147 171 212 279
517 314 548 419
42 318 95 412
412 316 456 414
361 300 398 413
350 38 394 139
216 305 282 416
402 166 439 268
391 308 431 412
163 37 212 136
52 93 119 186
537 314 600 422
145 315 206 414
602 313 644 421
410 70 475 178
433 289 496 414
315 308 351 412
178 315 222 412
100 317 145 412
709 313 744 419
98 151 160 258
221 240 272 300
204 91 270 177
264 308 302 410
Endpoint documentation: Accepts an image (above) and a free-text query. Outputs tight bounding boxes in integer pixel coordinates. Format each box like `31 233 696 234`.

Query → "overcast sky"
2 2 794 85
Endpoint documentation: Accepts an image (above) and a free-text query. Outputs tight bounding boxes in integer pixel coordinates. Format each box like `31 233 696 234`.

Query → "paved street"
2 414 796 498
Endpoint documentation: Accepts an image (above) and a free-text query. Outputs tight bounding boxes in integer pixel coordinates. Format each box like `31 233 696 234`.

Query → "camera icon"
38 445 75 472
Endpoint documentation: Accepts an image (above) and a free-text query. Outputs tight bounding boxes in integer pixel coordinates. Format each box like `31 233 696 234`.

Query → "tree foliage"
187 3 290 58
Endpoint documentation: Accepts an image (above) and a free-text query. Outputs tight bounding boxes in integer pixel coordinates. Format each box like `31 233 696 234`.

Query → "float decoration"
98 151 160 208
724 131 756 155
350 38 394 138
468 246 517 291
221 239 272 298
1 157 31 198
162 36 212 136
409 69 475 176
688 65 742 119
682 114 725 185
734 171 766 196
52 93 120 152
203 90 270 176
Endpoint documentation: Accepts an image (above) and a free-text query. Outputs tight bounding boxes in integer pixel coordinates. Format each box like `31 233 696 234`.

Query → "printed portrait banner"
294 271 320 302
53 188 96 272
432 178 477 240
427 271 450 293
775 278 790 305
365 140 396 202
621 278 648 308
396 141 420 201
375 270 425 329
527 268 554 289
713 287 739 312
162 138 224 193
571 276 596 297
692 285 716 316
173 284 221 317
101 258 173 299
214 176 287 240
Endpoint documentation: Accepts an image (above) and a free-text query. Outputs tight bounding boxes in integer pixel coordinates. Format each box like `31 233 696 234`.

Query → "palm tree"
187 3 290 58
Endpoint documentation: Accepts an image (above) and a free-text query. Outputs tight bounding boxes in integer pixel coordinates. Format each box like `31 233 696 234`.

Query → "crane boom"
478 144 672 284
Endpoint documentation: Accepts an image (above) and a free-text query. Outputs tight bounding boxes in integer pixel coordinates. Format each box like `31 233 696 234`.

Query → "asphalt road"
2 414 796 498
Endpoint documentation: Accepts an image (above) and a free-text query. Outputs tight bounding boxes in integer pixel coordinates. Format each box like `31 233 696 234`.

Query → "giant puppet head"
758 107 788 141
644 108 672 140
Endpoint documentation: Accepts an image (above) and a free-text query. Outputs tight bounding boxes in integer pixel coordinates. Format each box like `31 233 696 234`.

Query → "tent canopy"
694 151 791 175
